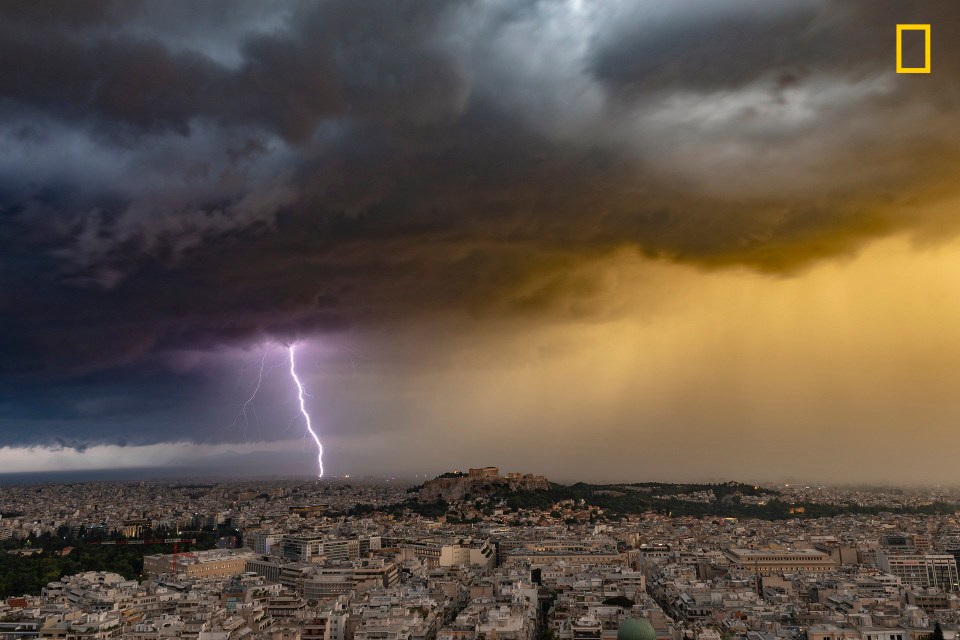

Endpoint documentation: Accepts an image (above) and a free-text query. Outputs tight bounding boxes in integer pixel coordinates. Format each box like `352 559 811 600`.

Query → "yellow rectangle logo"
896 24 931 73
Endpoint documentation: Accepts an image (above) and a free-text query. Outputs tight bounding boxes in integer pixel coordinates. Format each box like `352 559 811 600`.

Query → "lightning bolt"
230 352 267 441
288 344 323 477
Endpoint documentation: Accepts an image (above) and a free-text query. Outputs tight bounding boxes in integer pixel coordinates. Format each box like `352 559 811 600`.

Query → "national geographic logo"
896 24 931 73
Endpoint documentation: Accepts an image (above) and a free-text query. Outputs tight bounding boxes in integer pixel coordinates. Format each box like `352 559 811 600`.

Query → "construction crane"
90 538 197 573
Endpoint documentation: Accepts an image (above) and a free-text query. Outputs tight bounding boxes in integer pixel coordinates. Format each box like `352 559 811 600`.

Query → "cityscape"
4 469 960 640
3 1 960 640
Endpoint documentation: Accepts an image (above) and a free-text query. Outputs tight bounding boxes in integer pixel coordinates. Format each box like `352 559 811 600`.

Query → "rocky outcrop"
418 473 550 502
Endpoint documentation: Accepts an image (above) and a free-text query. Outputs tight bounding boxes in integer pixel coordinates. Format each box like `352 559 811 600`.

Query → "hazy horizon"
0 447 954 489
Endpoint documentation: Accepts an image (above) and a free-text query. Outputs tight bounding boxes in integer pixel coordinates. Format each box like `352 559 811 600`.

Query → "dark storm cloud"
1 0 960 424
0 364 221 448
591 0 960 101
590 1 827 95
0 0 141 28
0 0 467 141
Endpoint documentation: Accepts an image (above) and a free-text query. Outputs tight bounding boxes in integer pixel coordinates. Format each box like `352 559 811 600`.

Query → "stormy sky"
2 0 960 484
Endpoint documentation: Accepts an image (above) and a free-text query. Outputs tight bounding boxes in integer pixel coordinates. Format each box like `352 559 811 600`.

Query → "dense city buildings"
4 474 960 640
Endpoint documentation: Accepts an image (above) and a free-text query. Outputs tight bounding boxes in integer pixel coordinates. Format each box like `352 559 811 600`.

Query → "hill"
497 481 956 519
419 468 550 502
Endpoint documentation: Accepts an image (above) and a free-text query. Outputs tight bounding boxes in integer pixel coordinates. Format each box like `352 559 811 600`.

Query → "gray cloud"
1 0 959 405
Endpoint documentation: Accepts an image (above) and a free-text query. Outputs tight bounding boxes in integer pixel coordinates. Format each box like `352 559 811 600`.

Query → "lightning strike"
288 344 323 477
230 352 267 441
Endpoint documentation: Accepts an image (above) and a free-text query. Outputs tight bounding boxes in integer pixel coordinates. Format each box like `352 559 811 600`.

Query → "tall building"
439 538 497 570
300 560 400 599
280 535 371 563
877 551 960 591
255 533 283 556
304 612 349 640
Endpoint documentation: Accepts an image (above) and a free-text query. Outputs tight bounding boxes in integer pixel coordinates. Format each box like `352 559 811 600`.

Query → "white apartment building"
439 539 496 570
877 551 960 591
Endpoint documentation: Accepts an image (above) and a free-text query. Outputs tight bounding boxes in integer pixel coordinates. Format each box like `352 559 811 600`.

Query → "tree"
933 622 944 640
603 596 635 608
